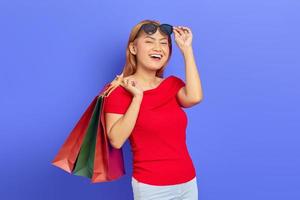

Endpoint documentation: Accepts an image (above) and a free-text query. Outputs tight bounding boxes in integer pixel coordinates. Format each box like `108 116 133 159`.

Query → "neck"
132 67 159 87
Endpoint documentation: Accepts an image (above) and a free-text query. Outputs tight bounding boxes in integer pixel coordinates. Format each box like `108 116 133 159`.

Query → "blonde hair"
121 19 173 78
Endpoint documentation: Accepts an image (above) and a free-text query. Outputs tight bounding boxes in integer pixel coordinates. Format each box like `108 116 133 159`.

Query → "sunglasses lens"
142 23 158 35
160 24 173 35
139 23 173 37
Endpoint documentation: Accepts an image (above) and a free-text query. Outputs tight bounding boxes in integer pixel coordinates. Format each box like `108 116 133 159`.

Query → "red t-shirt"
104 75 196 185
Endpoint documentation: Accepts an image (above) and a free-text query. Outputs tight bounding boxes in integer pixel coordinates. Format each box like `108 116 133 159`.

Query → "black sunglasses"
137 23 173 36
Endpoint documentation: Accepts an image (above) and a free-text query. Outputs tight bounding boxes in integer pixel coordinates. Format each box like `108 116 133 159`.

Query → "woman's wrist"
133 94 143 103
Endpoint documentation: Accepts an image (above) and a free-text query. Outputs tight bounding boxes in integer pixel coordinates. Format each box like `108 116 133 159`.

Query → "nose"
153 42 163 52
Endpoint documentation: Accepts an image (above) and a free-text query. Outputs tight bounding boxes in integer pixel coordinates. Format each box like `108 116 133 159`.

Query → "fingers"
122 78 128 86
174 29 184 40
173 29 181 37
122 77 136 87
173 27 183 36
176 26 191 32
173 26 192 36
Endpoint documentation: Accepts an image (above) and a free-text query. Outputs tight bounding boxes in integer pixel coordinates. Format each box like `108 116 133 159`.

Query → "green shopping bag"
72 96 102 178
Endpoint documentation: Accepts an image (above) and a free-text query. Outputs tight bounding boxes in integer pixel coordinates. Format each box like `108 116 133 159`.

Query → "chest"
134 96 187 132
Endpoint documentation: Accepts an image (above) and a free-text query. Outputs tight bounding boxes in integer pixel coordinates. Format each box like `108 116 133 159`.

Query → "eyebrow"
144 36 168 40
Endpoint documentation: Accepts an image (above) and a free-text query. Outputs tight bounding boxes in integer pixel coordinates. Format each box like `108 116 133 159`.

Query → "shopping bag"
72 95 101 178
51 73 126 183
91 93 125 182
51 96 98 173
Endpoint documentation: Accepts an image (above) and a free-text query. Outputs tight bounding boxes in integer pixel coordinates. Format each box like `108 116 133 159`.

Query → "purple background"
0 0 299 199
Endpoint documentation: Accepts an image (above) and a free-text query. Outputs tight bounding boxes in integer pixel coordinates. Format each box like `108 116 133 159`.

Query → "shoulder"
170 75 184 82
155 75 185 99
169 75 185 89
106 85 132 100
104 85 132 114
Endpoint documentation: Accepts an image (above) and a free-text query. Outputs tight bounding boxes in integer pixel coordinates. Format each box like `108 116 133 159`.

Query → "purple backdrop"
0 0 299 199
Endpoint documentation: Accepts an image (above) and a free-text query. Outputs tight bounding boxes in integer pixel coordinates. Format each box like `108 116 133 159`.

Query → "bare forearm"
182 46 203 101
109 96 143 148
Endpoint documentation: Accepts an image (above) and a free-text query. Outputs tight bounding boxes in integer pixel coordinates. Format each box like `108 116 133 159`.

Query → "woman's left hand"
173 26 193 53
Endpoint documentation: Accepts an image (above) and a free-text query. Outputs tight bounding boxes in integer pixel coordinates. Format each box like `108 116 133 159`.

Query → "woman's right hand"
119 76 144 99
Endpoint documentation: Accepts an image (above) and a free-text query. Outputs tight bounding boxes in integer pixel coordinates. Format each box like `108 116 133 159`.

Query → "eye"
161 42 168 45
145 41 153 43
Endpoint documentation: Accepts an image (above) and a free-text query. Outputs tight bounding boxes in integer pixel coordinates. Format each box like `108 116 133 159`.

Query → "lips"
149 53 163 61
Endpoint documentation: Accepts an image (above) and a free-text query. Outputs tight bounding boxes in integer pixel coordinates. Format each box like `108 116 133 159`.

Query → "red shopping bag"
51 96 98 173
92 93 125 182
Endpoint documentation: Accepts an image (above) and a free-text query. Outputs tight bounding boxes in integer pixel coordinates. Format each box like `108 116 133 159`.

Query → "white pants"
131 176 198 200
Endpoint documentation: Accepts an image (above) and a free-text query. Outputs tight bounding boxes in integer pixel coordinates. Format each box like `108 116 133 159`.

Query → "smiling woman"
104 19 201 200
120 21 173 78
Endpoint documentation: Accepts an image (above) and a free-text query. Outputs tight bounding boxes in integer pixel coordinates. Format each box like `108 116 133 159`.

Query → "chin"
147 61 165 68
140 59 165 70
148 64 164 71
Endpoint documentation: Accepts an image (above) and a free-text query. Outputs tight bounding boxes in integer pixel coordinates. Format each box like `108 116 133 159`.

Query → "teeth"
149 54 162 59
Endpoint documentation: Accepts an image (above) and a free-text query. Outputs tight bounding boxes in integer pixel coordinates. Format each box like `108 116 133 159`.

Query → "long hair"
121 19 173 78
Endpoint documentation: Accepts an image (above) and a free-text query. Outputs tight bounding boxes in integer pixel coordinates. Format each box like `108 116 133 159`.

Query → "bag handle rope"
100 71 125 97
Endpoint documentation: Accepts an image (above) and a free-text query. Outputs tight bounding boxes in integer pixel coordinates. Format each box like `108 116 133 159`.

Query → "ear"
129 42 137 55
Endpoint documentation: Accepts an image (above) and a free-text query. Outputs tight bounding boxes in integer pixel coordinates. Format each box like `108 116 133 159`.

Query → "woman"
104 19 203 200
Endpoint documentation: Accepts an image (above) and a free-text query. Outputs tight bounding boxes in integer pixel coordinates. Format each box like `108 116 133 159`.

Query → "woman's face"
132 30 170 71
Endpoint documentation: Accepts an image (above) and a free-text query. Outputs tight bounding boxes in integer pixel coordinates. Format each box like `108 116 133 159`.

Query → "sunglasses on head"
137 23 173 36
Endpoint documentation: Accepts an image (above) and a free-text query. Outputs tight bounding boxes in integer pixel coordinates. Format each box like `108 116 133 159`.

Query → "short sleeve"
172 75 186 94
103 86 132 114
